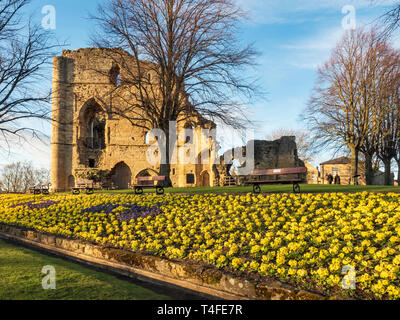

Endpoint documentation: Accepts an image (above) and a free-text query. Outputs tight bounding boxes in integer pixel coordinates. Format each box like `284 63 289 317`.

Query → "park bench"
40 183 50 195
29 183 50 195
72 179 94 195
245 167 308 194
132 176 166 195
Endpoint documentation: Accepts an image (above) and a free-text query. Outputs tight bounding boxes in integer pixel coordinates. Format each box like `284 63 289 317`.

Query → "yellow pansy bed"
1 192 400 299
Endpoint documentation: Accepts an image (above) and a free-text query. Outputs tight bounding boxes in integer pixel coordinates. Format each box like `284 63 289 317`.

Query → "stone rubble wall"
215 136 306 186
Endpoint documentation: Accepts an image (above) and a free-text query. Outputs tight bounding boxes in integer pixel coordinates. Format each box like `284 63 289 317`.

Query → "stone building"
320 156 394 185
320 157 364 185
50 48 216 191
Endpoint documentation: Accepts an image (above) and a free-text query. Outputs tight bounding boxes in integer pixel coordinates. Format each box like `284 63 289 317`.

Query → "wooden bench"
29 183 50 195
29 186 42 195
245 167 308 194
72 179 94 195
40 183 50 195
132 176 166 195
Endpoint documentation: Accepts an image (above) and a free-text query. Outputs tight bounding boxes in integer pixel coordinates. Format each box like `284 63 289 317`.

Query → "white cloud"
282 27 346 69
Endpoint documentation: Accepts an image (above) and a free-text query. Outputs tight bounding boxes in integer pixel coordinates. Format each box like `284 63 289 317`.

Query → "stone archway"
200 171 210 187
136 168 159 178
111 162 132 189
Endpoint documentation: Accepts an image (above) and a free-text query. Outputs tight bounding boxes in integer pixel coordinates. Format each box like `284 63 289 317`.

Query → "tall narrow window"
83 100 106 150
184 123 194 143
109 65 121 87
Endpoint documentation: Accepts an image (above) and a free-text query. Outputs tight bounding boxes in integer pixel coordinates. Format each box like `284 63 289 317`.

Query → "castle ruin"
50 48 216 191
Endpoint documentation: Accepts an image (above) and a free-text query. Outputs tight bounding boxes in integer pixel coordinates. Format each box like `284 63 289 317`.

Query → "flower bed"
1 192 400 299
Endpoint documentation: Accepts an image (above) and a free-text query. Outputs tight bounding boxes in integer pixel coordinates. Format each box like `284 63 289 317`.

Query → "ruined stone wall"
214 136 305 186
51 48 216 191
247 137 302 169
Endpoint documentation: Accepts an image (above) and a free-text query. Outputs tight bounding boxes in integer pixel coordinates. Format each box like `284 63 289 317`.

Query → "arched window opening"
109 65 121 87
136 169 159 179
87 115 105 150
200 171 210 187
136 170 152 178
82 100 106 150
184 123 194 144
145 131 158 144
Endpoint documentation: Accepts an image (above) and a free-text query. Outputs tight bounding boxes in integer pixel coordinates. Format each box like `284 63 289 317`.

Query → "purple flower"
80 202 163 221
9 200 60 209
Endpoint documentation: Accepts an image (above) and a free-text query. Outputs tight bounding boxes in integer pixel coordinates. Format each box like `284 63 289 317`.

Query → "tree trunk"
383 158 392 186
364 152 373 185
350 146 359 185
159 124 173 187
159 163 172 187
397 160 400 186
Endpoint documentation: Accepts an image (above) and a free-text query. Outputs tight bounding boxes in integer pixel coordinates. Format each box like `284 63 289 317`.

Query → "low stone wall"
0 224 325 300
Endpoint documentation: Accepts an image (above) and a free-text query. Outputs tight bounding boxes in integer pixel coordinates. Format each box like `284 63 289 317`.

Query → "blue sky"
1 0 399 169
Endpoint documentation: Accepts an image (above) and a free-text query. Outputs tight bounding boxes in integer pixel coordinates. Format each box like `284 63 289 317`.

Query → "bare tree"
379 2 400 35
266 128 315 162
0 161 49 193
392 84 400 183
304 28 395 185
0 0 59 148
305 30 366 185
90 0 261 185
356 33 400 185
375 50 400 185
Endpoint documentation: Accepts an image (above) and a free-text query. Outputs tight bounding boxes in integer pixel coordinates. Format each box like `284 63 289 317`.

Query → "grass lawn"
0 239 170 300
94 184 400 195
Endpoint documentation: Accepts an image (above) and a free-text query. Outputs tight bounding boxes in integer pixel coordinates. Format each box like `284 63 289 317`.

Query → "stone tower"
50 48 216 191
50 55 74 191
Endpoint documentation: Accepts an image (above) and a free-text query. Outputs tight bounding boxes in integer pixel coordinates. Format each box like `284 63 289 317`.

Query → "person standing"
334 174 341 185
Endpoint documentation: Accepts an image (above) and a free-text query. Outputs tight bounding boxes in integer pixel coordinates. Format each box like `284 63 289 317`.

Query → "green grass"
93 184 400 195
0 239 170 300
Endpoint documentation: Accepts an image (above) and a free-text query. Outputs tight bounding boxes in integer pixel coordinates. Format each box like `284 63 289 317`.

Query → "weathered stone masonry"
50 48 216 191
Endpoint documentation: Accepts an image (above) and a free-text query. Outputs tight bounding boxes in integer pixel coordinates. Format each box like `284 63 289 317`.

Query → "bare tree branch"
89 0 264 184
0 0 61 148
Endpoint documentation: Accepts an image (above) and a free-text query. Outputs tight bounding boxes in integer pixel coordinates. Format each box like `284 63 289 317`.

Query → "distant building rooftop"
320 157 351 165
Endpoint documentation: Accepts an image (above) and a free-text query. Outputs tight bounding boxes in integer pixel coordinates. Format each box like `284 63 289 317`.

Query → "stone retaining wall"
0 224 325 300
